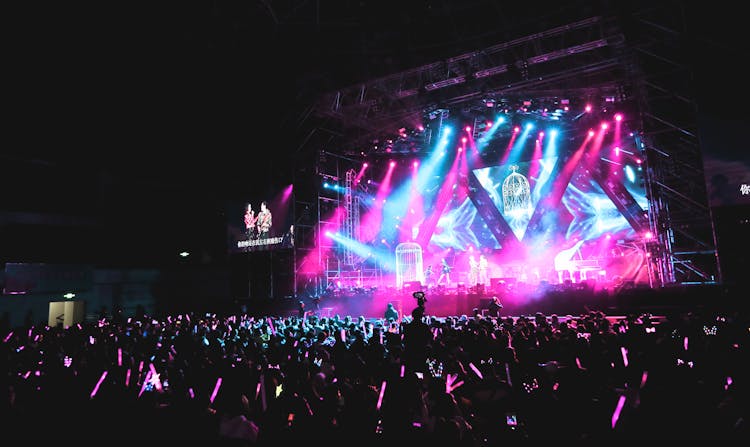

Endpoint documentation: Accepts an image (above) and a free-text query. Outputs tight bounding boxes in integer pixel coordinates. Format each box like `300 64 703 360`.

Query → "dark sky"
8 2 746 180
4 1 747 265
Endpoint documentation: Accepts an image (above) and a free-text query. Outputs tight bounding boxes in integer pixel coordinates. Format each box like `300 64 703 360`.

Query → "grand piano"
554 240 602 283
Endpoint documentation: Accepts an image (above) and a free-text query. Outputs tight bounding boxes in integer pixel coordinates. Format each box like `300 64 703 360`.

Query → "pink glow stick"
260 375 267 412
90 371 108 399
3 331 12 343
505 363 512 386
138 371 152 397
209 377 222 404
125 368 131 387
376 380 387 411
148 363 163 392
611 395 626 428
117 348 122 366
400 364 405 378
620 347 628 367
469 362 483 379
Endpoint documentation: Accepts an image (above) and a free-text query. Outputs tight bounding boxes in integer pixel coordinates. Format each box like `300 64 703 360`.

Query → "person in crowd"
1 298 746 445
384 302 399 322
488 295 503 317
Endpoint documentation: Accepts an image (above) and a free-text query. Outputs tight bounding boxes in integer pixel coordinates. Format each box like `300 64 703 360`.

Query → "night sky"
4 1 747 267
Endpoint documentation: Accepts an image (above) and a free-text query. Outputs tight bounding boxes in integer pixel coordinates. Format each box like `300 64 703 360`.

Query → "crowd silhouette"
1 294 747 446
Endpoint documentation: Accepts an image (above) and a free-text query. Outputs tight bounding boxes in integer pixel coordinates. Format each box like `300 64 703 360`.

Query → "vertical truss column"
627 3 721 284
342 169 361 266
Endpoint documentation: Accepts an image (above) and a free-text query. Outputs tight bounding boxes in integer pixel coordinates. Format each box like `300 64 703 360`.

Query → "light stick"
376 380 387 411
611 395 626 428
90 371 108 399
209 377 222 404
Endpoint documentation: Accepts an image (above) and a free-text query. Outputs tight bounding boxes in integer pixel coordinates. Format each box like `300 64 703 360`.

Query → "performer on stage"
424 264 435 288
256 200 272 239
478 253 489 287
437 258 452 286
244 203 257 239
468 254 479 286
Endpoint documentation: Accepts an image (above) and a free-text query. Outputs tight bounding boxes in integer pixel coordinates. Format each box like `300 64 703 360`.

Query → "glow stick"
469 362 483 379
683 336 689 351
376 380 387 411
90 371 108 399
3 331 12 343
620 347 628 367
505 363 512 386
149 363 163 392
117 348 122 366
188 387 195 399
611 395 626 428
640 371 648 388
138 371 152 397
260 374 267 412
209 377 222 404
400 364 405 378
125 368 131 387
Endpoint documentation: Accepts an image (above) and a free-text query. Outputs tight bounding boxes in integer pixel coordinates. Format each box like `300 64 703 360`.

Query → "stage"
258 281 739 322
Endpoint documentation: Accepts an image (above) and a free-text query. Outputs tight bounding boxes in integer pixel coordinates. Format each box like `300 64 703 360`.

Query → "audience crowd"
1 297 747 446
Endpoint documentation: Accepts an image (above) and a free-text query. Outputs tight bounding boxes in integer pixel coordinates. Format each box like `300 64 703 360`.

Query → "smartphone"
506 413 518 427
415 372 424 380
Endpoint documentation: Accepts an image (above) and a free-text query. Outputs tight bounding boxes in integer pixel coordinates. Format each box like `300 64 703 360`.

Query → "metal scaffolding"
626 2 721 284
292 3 721 289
